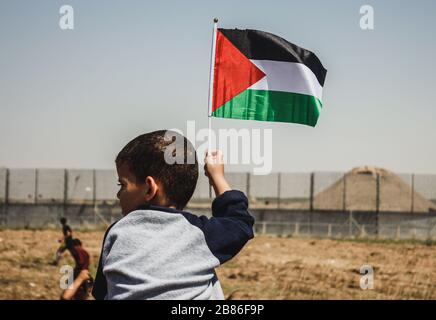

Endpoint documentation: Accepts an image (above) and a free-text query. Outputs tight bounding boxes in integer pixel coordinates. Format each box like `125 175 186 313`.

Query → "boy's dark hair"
116 130 198 210
60 217 67 225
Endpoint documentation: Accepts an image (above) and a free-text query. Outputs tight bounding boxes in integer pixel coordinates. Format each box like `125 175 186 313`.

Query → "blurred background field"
1 165 436 299
1 229 435 300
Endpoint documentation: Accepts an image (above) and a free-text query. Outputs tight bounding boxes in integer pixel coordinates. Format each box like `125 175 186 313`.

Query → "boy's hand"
204 150 231 196
204 150 224 179
77 270 91 281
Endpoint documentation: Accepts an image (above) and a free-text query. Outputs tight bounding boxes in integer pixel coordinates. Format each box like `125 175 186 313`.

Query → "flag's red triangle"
212 31 266 112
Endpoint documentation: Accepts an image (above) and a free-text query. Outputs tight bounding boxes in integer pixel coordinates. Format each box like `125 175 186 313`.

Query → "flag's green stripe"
212 89 323 127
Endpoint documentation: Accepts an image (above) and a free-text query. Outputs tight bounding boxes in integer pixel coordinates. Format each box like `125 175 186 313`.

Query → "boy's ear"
144 176 158 201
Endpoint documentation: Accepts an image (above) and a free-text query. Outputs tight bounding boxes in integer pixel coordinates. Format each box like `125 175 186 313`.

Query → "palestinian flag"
211 29 327 127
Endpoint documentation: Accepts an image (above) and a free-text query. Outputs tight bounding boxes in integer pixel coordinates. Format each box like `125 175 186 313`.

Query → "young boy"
52 217 73 266
92 130 255 300
61 238 93 300
67 238 90 280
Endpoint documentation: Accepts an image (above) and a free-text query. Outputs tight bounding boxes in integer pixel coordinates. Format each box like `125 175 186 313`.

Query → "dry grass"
0 229 435 299
218 235 436 299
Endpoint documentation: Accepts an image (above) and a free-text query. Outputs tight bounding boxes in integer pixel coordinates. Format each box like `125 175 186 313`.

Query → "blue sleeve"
182 190 255 264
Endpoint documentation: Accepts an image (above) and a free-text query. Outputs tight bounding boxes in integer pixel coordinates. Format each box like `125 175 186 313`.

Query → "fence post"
309 172 314 211
3 169 9 226
361 225 366 238
63 169 68 219
376 173 380 213
328 224 332 237
295 222 299 236
93 169 97 226
34 169 38 204
342 172 347 211
262 221 266 234
411 174 415 214
277 172 281 209
376 173 380 238
396 225 401 240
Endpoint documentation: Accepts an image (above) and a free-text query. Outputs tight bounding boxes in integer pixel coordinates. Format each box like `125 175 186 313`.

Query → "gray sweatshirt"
92 190 255 300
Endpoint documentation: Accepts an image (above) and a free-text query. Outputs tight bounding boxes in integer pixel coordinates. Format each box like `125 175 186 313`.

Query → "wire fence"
254 221 436 241
1 168 436 241
1 168 435 212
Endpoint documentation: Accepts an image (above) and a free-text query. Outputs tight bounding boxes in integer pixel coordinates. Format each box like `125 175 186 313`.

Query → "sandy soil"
0 229 435 300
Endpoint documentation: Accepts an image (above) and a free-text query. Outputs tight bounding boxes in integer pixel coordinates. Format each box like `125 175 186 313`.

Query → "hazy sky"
1 0 435 173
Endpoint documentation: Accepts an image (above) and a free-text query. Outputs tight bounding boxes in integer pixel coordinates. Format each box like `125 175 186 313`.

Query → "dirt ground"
0 229 435 300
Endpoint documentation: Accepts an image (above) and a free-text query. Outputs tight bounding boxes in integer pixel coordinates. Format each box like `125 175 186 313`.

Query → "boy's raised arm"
186 150 255 264
204 150 231 197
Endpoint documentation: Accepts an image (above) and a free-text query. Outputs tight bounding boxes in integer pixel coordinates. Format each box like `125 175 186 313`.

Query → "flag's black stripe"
219 28 327 87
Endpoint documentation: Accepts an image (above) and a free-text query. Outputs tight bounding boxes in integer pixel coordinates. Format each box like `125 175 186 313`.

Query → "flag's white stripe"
249 60 323 101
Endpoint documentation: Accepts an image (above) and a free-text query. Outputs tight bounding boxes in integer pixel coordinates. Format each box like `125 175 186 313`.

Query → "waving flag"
210 28 327 127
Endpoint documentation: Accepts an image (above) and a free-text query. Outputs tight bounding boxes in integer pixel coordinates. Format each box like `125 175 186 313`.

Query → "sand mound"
314 166 436 212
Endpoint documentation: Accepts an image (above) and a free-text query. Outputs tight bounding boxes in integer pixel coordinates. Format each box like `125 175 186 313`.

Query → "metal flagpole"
207 18 218 153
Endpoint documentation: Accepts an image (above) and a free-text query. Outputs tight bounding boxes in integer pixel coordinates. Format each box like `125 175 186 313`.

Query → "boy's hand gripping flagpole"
207 18 218 154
